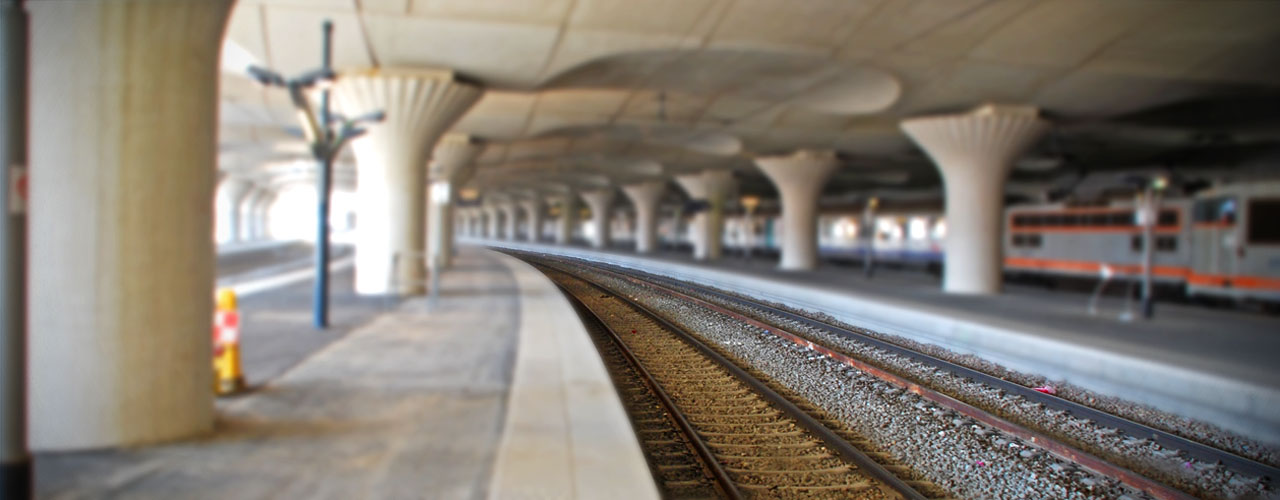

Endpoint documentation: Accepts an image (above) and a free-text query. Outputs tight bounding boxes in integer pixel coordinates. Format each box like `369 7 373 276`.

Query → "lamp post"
1126 174 1169 320
740 195 759 259
863 197 879 278
248 21 384 329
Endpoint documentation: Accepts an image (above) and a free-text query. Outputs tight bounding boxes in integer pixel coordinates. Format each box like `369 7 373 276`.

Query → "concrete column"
467 209 481 237
622 180 666 253
901 104 1048 294
333 69 481 295
553 192 578 245
426 134 481 270
28 0 233 450
251 190 277 240
216 178 253 244
580 188 617 249
675 170 734 260
484 203 502 240
755 150 841 271
237 187 266 241
520 198 542 242
500 201 519 241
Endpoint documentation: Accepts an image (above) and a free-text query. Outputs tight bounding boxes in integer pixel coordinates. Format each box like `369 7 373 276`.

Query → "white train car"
1003 200 1193 284
1004 181 1280 303
1186 182 1280 302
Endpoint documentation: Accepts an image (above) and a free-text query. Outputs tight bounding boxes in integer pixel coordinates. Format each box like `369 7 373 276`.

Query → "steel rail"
634 269 1280 483
553 265 929 500
542 256 1200 500
555 282 743 500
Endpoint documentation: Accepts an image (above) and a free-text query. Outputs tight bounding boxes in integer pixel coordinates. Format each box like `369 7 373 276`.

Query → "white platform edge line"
486 249 659 500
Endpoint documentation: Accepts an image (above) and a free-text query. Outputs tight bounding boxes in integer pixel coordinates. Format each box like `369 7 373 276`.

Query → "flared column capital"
622 180 667 207
900 104 1049 176
333 68 483 164
429 133 483 184
753 149 840 195
675 169 735 200
580 187 617 211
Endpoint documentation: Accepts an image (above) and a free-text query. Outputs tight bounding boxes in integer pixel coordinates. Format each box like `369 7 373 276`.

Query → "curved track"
546 265 933 499
516 250 1278 499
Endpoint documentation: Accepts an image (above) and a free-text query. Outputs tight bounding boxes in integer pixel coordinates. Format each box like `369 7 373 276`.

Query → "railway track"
545 265 938 499
514 250 1279 499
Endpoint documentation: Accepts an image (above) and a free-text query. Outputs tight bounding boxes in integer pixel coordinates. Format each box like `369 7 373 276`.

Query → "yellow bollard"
213 288 246 395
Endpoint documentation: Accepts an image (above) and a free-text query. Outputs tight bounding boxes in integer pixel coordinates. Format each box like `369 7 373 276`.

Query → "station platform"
480 239 1280 447
36 248 657 499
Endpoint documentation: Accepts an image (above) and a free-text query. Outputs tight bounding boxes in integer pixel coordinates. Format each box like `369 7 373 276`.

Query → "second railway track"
514 250 1278 499
546 264 937 499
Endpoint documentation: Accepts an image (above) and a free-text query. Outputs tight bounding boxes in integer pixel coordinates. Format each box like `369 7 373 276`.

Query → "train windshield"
1248 198 1280 244
1193 196 1237 224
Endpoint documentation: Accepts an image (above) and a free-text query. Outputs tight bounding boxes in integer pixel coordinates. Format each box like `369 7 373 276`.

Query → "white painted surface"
901 105 1049 294
332 69 481 295
487 251 659 500
755 151 840 271
28 0 232 450
622 181 666 254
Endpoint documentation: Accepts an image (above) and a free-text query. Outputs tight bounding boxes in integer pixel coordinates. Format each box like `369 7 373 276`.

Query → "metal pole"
863 201 876 278
312 20 333 329
0 0 29 497
1140 187 1156 319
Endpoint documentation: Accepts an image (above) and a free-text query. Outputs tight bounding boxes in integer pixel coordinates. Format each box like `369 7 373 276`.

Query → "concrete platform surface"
483 240 1280 446
36 248 656 500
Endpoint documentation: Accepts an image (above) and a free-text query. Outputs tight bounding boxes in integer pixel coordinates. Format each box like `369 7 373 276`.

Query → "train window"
1248 199 1280 244
1157 209 1179 226
1132 235 1179 252
1012 234 1042 248
1108 212 1131 226
1194 197 1237 224
1088 214 1108 226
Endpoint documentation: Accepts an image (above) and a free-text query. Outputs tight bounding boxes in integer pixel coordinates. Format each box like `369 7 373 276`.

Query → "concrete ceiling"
220 0 1280 205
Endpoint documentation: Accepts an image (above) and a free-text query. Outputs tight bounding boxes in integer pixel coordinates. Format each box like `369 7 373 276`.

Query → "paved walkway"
36 249 655 499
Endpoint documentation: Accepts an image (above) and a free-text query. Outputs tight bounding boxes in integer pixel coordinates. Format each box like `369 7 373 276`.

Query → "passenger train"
711 182 1280 304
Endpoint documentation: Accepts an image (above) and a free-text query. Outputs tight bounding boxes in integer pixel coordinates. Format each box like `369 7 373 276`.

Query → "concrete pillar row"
28 0 235 450
483 202 502 240
238 187 270 241
216 178 253 243
675 170 735 260
426 134 482 270
251 190 278 240
622 180 666 254
500 201 519 241
333 69 482 296
551 192 578 245
459 208 475 237
580 188 617 249
901 104 1049 294
754 150 841 271
519 198 543 242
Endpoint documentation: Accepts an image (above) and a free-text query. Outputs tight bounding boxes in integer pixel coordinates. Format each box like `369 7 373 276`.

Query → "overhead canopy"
220 0 1280 202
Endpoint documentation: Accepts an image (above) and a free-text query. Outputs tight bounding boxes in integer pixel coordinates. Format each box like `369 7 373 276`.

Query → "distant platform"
481 239 1280 446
